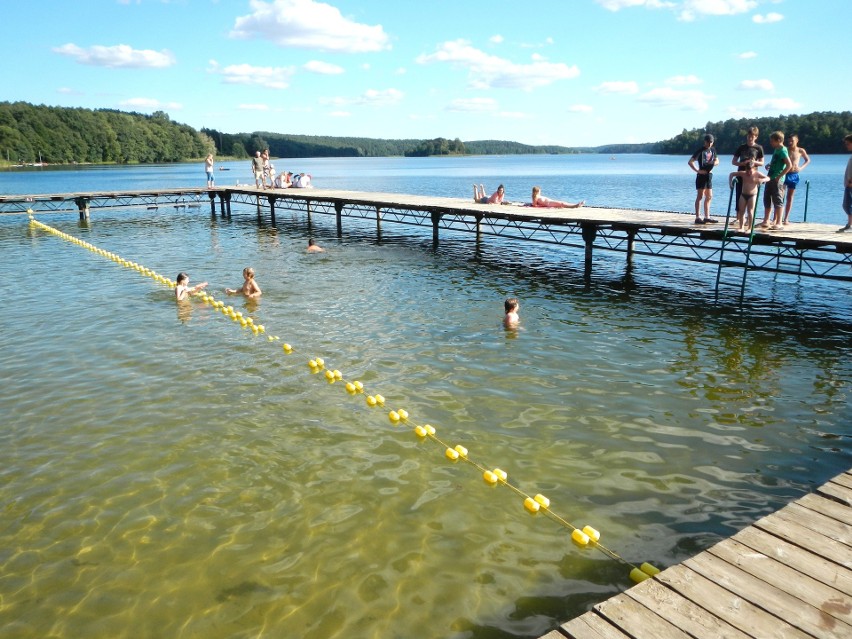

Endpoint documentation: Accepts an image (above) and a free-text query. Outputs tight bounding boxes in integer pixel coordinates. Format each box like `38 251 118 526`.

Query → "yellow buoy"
333 370 342 380
374 394 385 406
366 395 377 406
324 370 335 381
308 359 318 368
454 444 468 458
283 343 292 353
397 408 408 420
523 497 540 514
534 494 550 509
353 381 363 392
492 468 507 482
388 410 400 423
483 470 498 484
345 382 356 393
445 447 459 461
414 425 428 437
582 526 600 543
571 529 590 547
315 357 325 368
629 568 651 584
640 562 660 576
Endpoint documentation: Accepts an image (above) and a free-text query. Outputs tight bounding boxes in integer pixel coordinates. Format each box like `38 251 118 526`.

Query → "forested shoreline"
1 101 850 165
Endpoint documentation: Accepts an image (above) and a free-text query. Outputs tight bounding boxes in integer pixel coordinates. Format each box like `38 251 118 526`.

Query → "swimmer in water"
225 266 262 298
175 272 208 301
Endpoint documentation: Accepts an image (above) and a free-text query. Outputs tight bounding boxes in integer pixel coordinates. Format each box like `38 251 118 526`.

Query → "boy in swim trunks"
758 131 792 230
782 134 810 225
688 134 719 224
729 165 770 231
504 297 519 328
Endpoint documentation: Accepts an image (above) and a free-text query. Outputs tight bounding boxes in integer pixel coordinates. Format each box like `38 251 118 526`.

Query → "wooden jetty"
3 186 851 296
540 468 852 639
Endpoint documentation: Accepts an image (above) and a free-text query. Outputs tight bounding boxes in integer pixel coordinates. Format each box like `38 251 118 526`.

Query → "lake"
1 155 850 639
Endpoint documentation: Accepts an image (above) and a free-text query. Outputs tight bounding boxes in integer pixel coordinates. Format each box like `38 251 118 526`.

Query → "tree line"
657 111 852 155
0 102 213 164
2 102 850 165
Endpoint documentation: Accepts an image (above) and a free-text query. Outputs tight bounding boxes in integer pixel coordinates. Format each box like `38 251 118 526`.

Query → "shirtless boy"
729 165 770 231
225 267 262 298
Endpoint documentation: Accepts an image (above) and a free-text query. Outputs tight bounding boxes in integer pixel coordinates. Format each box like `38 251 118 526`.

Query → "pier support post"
307 200 312 222
431 211 442 248
335 201 343 237
581 223 597 283
626 229 636 268
208 191 217 216
267 196 277 223
75 196 90 220
375 206 382 233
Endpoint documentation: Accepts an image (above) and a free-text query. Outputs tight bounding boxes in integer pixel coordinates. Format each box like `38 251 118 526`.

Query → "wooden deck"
540 469 852 639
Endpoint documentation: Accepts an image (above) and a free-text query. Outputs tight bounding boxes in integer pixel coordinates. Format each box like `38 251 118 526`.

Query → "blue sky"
2 0 848 147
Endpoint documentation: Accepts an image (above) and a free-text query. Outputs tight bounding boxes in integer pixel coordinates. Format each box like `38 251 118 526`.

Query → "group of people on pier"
249 150 312 190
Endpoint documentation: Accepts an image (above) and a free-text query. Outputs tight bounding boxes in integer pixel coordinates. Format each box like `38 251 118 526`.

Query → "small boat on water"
219 167 231 171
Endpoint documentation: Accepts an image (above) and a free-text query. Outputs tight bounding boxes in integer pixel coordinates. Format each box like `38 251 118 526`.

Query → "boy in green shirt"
758 131 792 230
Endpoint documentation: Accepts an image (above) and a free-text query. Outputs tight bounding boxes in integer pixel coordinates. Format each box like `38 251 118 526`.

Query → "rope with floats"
28 212 660 584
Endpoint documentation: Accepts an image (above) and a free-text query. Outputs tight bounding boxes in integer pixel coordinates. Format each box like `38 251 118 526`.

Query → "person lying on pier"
175 272 208 301
531 186 584 209
473 184 505 204
225 267 262 298
273 171 291 189
729 165 770 231
307 238 325 253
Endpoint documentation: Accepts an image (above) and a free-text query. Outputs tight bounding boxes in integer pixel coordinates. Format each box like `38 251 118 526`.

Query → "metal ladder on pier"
713 179 758 303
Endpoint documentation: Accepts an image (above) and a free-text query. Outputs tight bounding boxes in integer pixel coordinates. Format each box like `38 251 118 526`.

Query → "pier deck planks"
548 468 852 639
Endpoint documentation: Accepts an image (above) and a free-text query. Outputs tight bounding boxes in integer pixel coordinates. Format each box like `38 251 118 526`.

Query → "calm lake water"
1 155 850 639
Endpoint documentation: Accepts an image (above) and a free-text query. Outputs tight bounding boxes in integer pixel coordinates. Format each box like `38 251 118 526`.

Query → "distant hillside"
657 111 852 155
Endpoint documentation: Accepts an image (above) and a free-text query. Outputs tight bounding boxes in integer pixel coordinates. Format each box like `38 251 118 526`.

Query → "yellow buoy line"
28 212 660 584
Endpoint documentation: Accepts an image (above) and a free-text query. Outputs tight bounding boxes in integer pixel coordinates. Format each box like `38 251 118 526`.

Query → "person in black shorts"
731 126 765 209
688 134 720 224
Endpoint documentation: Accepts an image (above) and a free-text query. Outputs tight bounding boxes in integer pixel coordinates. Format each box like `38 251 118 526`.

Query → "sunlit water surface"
1 156 850 639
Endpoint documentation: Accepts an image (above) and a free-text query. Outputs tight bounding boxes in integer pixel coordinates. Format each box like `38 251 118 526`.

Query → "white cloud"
303 60 344 75
321 88 404 108
637 87 711 110
596 0 674 10
738 79 774 91
666 74 701 86
490 34 504 44
208 60 294 89
119 97 183 111
568 104 594 112
417 39 579 91
751 97 801 110
57 87 83 95
447 98 498 112
594 80 639 94
329 111 350 117
753 12 784 23
230 0 390 53
496 111 528 119
738 51 758 59
53 43 175 68
678 0 757 21
238 104 270 111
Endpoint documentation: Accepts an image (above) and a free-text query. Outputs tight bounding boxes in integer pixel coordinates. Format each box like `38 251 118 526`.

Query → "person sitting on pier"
531 186 584 209
473 184 505 204
273 171 290 189
225 267 262 298
291 173 312 188
307 238 325 253
175 272 208 301
729 165 770 231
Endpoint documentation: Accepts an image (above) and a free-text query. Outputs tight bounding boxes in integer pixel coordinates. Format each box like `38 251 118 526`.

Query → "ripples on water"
0 174 850 638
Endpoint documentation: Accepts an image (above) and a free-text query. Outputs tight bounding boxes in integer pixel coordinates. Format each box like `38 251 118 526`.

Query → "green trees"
0 102 214 164
658 111 852 155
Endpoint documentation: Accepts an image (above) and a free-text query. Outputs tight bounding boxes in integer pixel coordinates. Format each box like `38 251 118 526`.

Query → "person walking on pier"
251 151 264 189
531 186 584 208
473 184 505 204
839 134 852 233
688 134 719 224
205 154 215 189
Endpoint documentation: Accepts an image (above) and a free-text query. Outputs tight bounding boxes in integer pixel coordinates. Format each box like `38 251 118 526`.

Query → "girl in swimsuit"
531 186 584 209
729 165 770 231
473 184 505 204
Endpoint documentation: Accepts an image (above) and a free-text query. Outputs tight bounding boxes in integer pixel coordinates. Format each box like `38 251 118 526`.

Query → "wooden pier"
540 468 852 639
3 186 851 295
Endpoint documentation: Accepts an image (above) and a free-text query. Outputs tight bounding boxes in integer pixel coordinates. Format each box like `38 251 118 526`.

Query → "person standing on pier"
251 151 264 189
839 134 852 233
688 134 719 224
731 126 765 208
205 154 215 189
758 131 792 230
782 135 810 225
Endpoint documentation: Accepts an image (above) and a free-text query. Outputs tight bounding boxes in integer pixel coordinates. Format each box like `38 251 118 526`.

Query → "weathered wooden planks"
544 468 852 639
